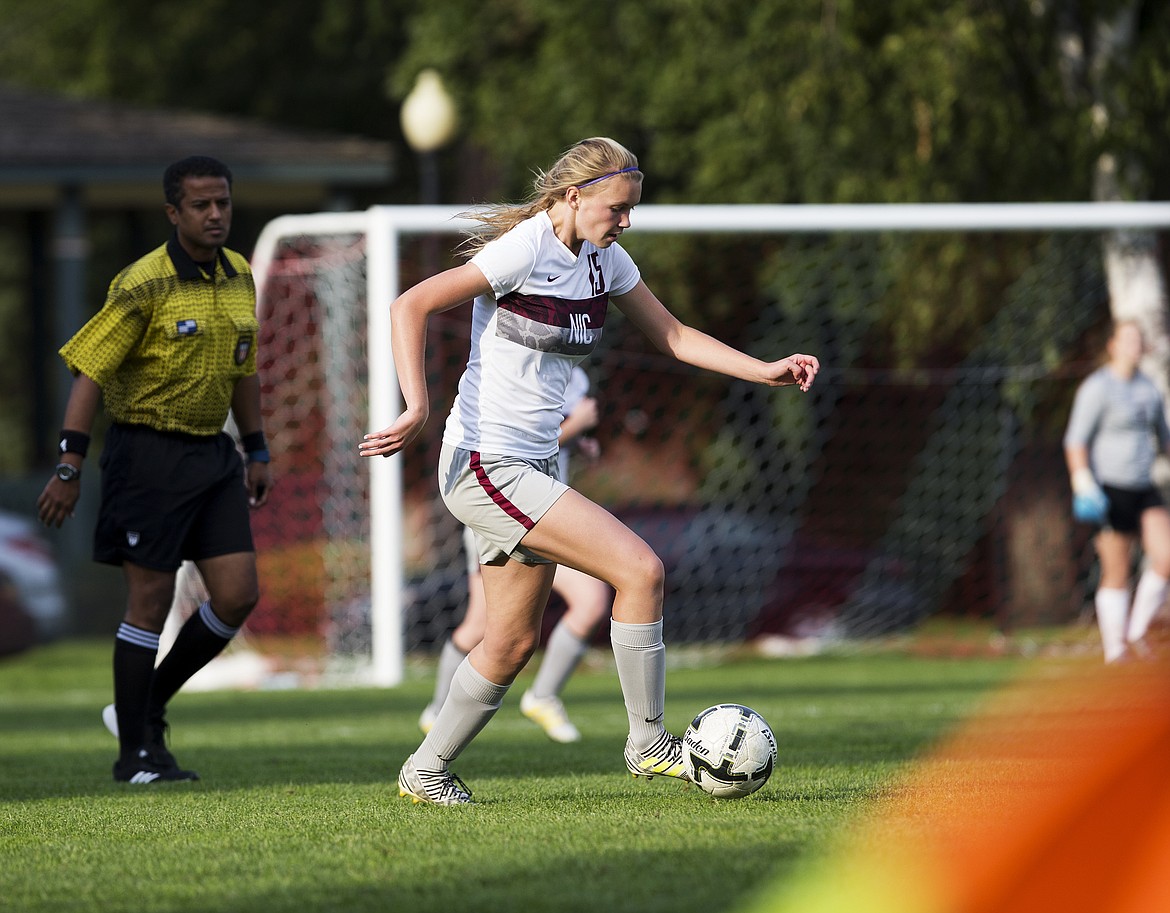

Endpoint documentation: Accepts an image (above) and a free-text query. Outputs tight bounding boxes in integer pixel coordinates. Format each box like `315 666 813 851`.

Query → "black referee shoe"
103 704 183 771
113 747 200 785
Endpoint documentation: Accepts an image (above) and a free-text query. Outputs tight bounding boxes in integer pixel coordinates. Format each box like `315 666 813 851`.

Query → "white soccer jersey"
443 211 640 459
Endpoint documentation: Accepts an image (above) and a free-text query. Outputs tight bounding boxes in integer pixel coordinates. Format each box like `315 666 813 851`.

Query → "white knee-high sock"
529 619 589 699
1127 570 1167 644
1095 588 1130 663
414 657 508 772
429 638 468 711
610 618 665 751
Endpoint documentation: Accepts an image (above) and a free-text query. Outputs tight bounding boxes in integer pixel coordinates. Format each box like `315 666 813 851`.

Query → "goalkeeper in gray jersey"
1064 320 1170 663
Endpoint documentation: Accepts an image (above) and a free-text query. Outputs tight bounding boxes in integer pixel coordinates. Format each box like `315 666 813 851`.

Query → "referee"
37 156 272 784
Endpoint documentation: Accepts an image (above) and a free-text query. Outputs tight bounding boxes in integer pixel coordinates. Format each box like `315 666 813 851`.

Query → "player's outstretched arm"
612 281 819 391
359 264 493 459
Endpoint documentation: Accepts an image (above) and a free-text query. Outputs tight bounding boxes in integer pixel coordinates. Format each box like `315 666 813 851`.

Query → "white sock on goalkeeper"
1127 569 1167 644
1095 587 1129 663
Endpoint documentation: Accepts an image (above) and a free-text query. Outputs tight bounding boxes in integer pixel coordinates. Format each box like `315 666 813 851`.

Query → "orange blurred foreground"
751 654 1170 913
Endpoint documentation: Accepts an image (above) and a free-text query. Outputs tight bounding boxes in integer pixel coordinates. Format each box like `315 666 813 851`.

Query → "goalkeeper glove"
1071 468 1109 526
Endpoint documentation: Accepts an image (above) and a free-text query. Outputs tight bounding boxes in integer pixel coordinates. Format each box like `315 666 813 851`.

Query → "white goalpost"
249 202 1170 687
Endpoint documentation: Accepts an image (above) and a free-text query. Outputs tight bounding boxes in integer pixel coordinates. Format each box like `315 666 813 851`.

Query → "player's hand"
359 408 427 459
1072 490 1109 525
576 435 601 465
569 397 600 432
246 461 272 508
559 396 601 446
1070 468 1109 526
36 477 81 529
764 354 820 391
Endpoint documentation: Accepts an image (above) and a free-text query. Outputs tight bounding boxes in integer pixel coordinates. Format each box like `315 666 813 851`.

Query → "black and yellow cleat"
624 733 691 782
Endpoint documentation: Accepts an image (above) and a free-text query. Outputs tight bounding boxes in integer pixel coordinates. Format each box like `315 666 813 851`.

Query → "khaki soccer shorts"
439 443 567 567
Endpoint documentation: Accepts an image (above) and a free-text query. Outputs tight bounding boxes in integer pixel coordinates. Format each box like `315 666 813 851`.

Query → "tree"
5 0 1167 212
0 0 415 146
4 0 1169 378
393 0 1105 204
1045 0 1170 389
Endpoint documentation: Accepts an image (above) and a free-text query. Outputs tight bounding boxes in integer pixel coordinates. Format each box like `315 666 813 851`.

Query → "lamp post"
400 68 458 283
400 69 458 206
398 68 459 390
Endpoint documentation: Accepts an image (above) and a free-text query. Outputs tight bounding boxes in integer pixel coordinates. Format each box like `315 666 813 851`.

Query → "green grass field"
0 638 1026 913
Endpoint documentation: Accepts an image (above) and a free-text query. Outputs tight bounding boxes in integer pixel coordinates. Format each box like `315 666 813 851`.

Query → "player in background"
419 367 610 743
37 156 271 783
1064 320 1170 663
360 137 818 805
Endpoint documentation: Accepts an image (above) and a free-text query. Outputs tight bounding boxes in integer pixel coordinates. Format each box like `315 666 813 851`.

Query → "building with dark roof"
0 81 392 209
0 81 393 463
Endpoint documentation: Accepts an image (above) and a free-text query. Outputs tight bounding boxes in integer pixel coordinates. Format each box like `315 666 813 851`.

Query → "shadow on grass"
183 841 805 913
0 644 1014 806
0 710 927 805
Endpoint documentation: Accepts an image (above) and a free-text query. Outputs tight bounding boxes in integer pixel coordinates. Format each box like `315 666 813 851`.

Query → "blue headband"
577 166 641 188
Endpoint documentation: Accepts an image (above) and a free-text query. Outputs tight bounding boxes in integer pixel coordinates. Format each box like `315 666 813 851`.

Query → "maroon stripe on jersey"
470 451 536 530
497 291 609 328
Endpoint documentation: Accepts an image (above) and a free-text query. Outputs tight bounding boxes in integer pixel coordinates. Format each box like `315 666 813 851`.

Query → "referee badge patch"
176 319 198 336
235 335 252 365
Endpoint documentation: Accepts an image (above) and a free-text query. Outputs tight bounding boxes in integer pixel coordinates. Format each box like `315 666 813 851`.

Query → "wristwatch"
55 462 81 482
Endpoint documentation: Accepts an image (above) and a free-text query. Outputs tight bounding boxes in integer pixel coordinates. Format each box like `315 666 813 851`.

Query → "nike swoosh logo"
644 715 664 724
547 275 560 282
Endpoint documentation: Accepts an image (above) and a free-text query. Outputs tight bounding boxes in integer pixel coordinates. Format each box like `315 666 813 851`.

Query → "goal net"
246 204 1170 685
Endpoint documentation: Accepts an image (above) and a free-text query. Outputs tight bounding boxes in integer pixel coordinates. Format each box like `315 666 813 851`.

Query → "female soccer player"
1065 319 1170 663
419 368 611 744
360 137 818 804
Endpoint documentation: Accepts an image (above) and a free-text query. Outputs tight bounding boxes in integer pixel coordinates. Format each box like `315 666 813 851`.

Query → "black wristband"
241 431 267 454
58 429 90 458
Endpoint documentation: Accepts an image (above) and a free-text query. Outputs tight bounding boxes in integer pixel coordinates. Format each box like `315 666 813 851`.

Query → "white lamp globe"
400 69 458 153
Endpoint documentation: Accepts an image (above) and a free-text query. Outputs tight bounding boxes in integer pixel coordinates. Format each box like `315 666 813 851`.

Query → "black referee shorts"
94 423 255 571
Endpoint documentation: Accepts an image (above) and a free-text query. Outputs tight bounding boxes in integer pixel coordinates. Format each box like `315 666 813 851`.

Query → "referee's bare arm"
232 374 272 508
37 373 101 527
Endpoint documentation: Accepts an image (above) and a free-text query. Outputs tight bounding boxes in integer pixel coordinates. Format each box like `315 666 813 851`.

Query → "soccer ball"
683 703 777 799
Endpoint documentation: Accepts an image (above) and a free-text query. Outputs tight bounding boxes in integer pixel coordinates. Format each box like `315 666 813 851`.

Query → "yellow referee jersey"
60 235 258 437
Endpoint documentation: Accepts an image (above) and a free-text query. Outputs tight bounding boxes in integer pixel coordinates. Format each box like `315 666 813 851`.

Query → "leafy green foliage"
2 1 1167 202
395 0 1141 205
0 0 413 138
